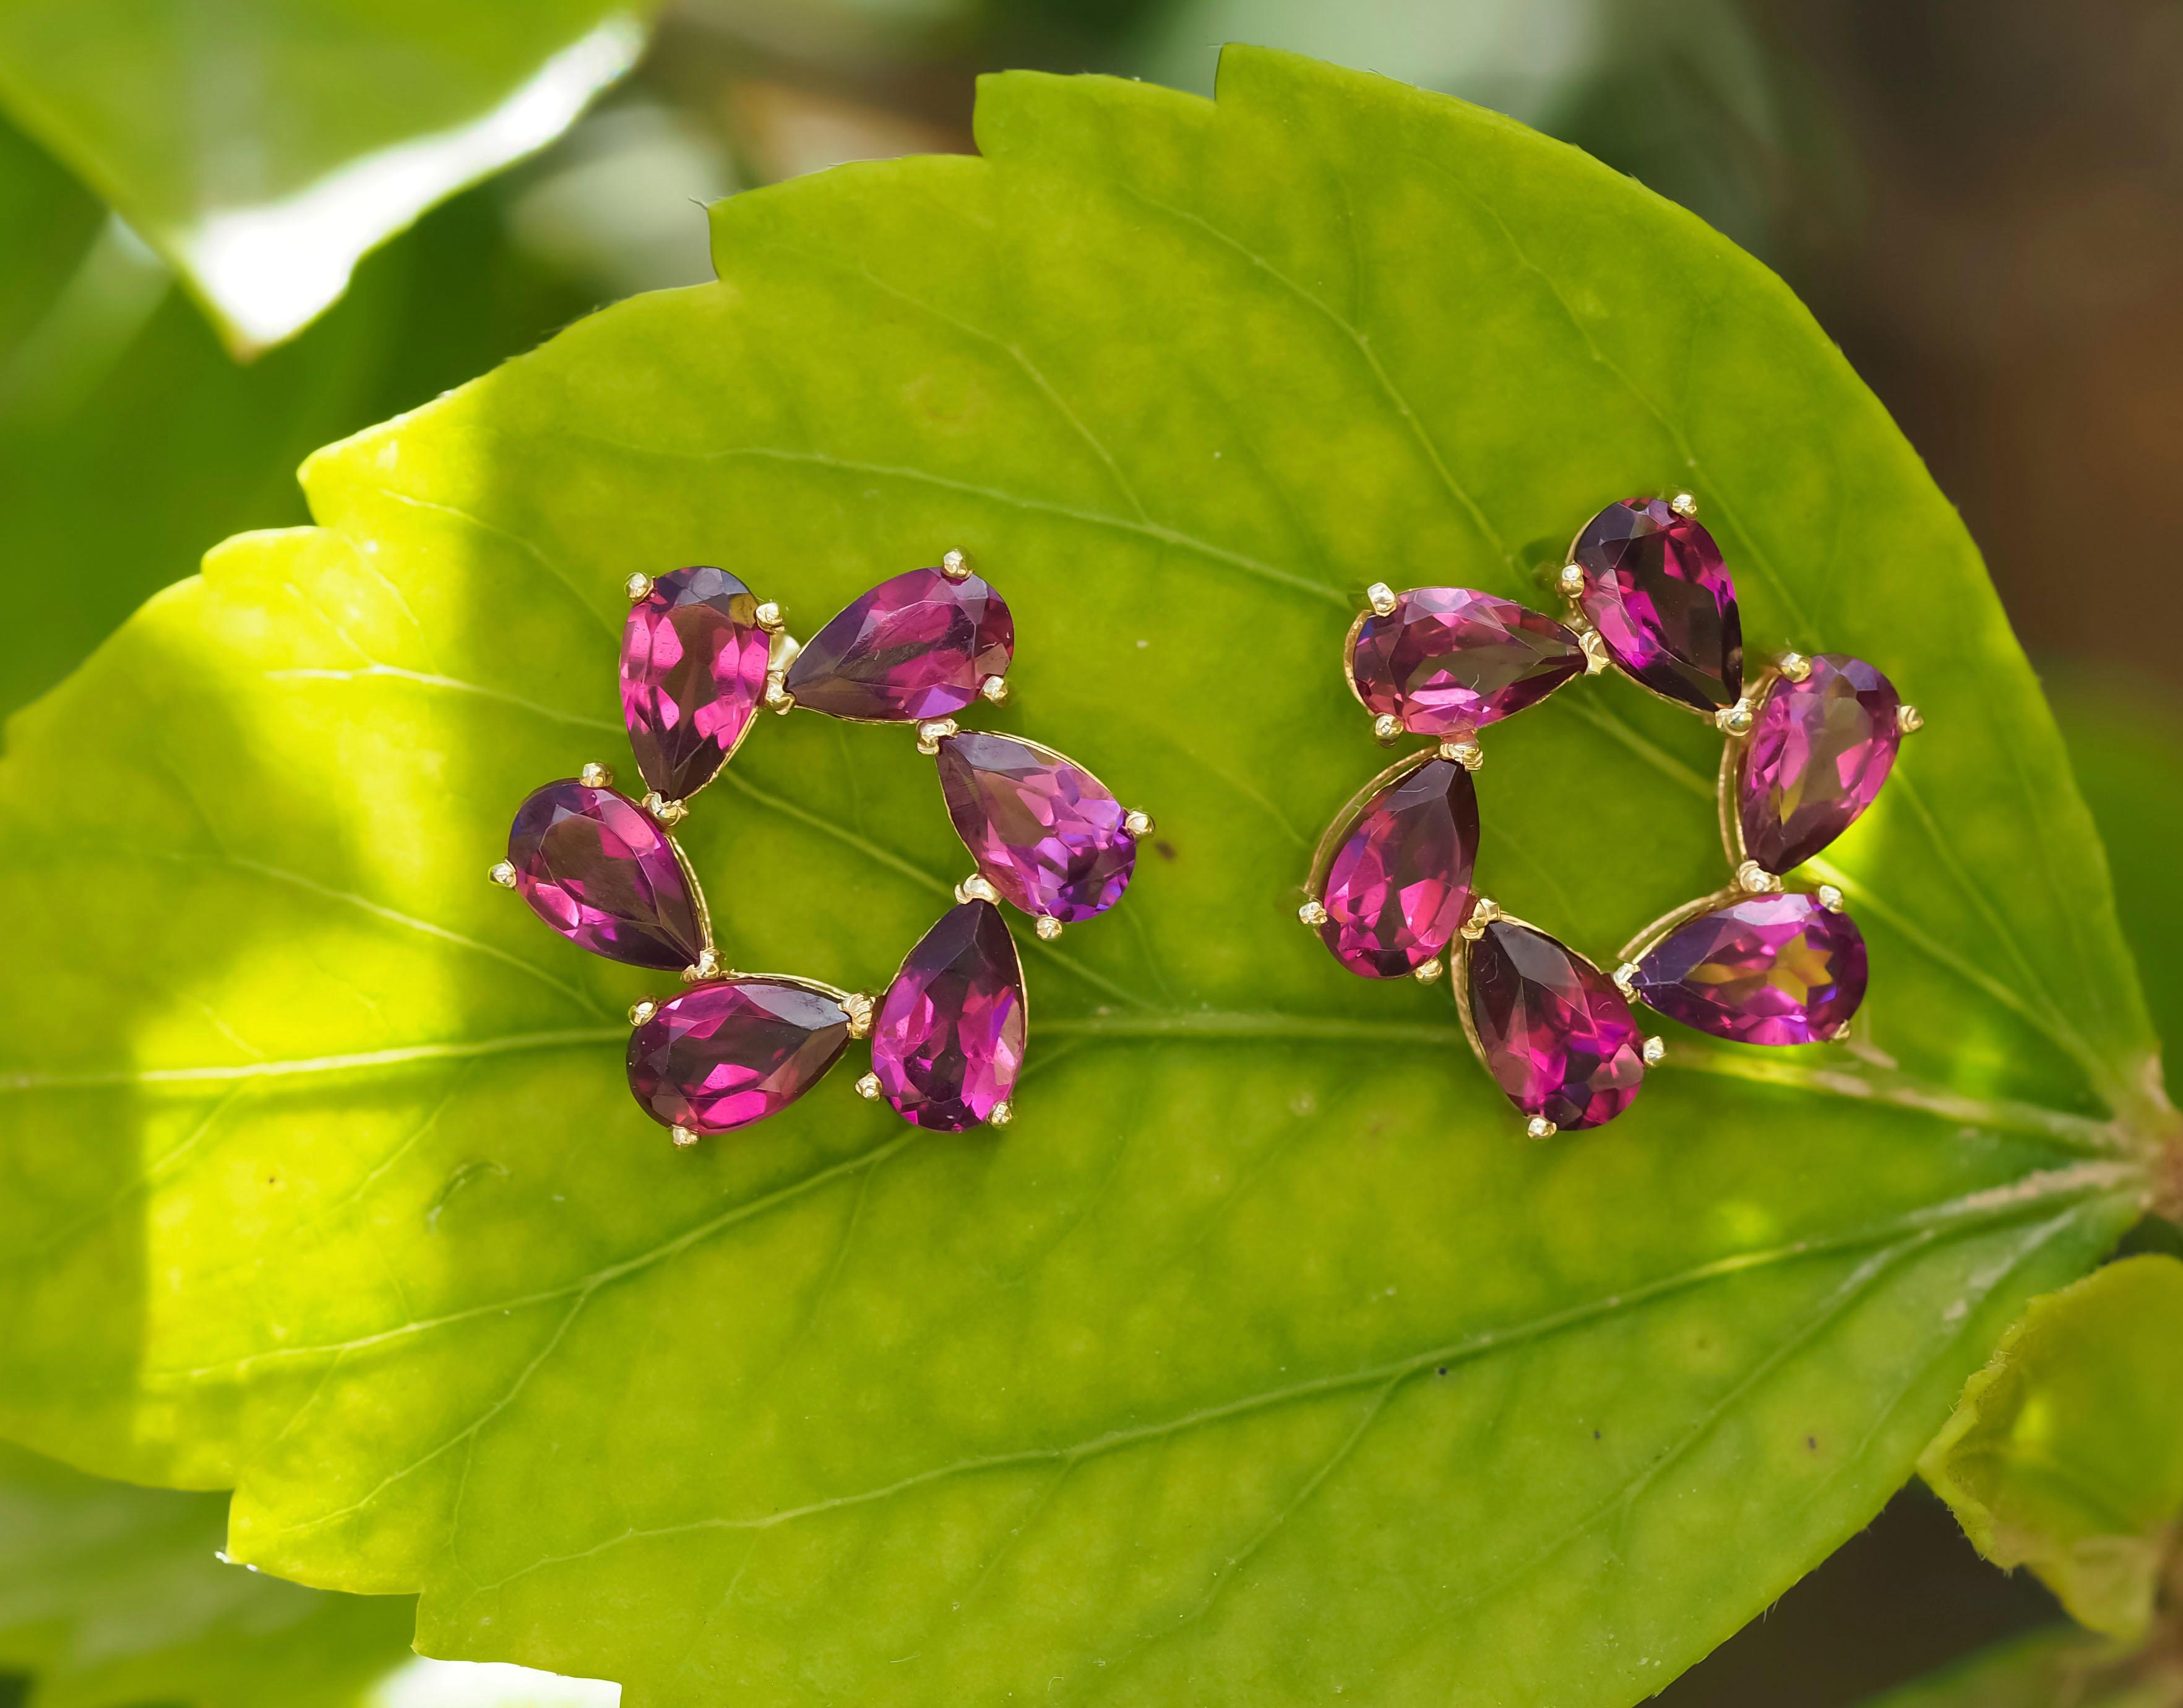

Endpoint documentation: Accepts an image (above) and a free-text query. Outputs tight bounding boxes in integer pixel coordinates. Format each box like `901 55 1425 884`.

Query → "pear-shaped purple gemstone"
1572 498 1742 710
936 731 1135 922
783 567 1012 721
620 566 770 801
1317 758 1478 978
872 899 1027 1131
1739 655 1902 873
1350 587 1585 735
1467 920 1645 1129
506 782 705 970
1631 894 1866 1045
627 978 851 1134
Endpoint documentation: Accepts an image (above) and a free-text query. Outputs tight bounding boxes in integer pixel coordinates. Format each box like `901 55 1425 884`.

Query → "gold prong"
1715 701 1754 738
1897 703 1924 735
488 860 518 888
1669 491 1699 519
753 600 784 632
1817 884 1845 913
955 874 1001 906
980 675 1009 705
670 1125 700 1148
642 792 687 826
1372 713 1403 744
916 717 958 756
1413 955 1444 983
1831 1021 1853 1042
1775 652 1812 683
1642 1035 1666 1067
625 573 654 603
855 1072 882 1100
1612 961 1638 998
629 998 658 1027
1578 628 1609 675
842 992 874 1040
1735 859 1782 895
1558 563 1585 598
765 676 794 714
1438 737 1483 770
987 1100 1014 1128
1299 899 1329 928
1124 808 1155 838
940 549 971 582
1460 895 1502 941
681 948 723 984
1035 915 1063 942
1366 582 1398 616
580 761 614 789
1525 1115 1557 1141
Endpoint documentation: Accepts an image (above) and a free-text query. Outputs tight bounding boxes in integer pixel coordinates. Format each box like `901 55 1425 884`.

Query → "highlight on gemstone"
1466 918 1645 1129
783 566 1013 721
506 781 706 970
620 566 770 801
627 978 853 1134
936 731 1135 923
1630 893 1867 1045
871 899 1027 1131
1739 654 1903 873
1350 587 1585 735
1571 498 1742 710
1316 757 1478 978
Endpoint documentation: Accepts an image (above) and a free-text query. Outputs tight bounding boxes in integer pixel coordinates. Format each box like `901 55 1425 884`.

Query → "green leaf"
1919 1255 2183 1637
0 46 2171 1707
0 1440 413 1708
0 108 601 722
0 0 650 352
1858 1626 2181 1708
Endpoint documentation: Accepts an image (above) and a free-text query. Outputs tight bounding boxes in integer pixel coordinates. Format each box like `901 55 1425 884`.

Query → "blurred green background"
3 0 2179 1702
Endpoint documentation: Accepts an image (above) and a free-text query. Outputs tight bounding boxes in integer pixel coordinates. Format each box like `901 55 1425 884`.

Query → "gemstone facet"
626 978 851 1133
1739 653 1903 873
1467 919 1645 1129
936 731 1135 922
506 782 705 970
1572 498 1742 710
871 899 1026 1131
1630 893 1867 1045
620 566 770 801
783 567 1012 721
1350 587 1585 735
1317 757 1479 978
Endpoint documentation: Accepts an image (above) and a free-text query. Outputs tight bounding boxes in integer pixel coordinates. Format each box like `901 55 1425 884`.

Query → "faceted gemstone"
783 567 1013 721
1317 758 1479 978
1572 498 1742 710
620 565 770 801
1739 654 1903 873
936 732 1135 922
1467 919 1645 1129
626 978 852 1134
1631 894 1867 1045
1350 587 1585 734
506 782 705 970
871 899 1027 1131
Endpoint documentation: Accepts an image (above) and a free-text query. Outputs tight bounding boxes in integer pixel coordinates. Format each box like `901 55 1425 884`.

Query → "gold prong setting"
488 860 517 889
1366 582 1398 616
579 761 613 790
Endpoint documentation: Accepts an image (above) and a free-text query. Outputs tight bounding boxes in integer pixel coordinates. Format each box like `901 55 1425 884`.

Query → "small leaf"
0 0 651 351
0 48 2171 1708
1921 1255 2183 1637
0 1439 413 1707
1856 1626 2180 1708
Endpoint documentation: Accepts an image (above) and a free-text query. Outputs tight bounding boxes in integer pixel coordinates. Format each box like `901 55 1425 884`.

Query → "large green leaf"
0 108 600 722
0 0 648 351
1919 1254 2183 1637
0 47 2172 1707
0 1441 413 1708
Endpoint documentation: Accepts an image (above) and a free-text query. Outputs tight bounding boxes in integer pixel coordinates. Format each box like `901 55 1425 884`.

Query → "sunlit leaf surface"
0 0 649 350
0 49 2171 1707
